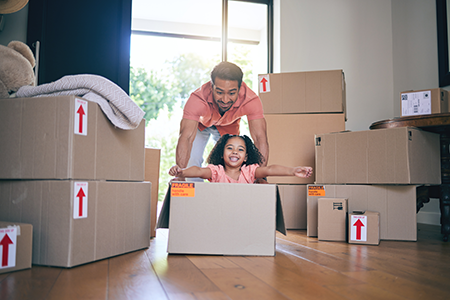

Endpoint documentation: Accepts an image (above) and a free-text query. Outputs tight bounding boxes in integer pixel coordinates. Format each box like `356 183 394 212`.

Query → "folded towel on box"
16 74 144 130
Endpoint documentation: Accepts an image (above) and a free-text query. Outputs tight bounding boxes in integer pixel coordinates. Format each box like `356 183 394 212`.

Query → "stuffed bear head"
0 40 36 98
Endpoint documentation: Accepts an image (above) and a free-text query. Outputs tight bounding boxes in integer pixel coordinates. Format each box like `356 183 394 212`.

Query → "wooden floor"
1 223 449 300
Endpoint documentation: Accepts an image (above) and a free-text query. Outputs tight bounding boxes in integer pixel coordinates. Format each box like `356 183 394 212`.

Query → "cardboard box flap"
157 183 286 235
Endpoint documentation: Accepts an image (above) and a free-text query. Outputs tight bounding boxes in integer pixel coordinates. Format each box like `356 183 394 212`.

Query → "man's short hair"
211 61 243 88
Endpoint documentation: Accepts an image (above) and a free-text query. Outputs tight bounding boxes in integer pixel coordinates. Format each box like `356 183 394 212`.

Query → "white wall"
277 0 395 131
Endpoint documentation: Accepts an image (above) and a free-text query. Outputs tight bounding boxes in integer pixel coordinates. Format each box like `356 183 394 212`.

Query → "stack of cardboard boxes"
307 89 445 244
258 70 346 229
0 95 152 269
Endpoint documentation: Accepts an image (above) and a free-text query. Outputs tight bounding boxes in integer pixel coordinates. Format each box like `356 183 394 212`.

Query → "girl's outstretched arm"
169 165 212 180
255 165 313 179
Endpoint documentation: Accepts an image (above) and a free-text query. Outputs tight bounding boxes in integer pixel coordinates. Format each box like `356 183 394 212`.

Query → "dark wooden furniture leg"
440 132 450 242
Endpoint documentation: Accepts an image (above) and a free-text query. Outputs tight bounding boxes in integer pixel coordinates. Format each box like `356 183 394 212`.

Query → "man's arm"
248 118 269 167
176 118 199 168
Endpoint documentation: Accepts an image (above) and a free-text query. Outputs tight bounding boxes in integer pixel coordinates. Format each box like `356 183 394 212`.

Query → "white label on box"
258 75 271 93
74 99 88 135
401 91 431 116
350 215 367 241
0 227 17 269
73 182 88 219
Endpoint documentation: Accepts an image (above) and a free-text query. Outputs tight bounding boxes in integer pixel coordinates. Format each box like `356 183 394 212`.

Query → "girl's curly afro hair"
206 134 265 167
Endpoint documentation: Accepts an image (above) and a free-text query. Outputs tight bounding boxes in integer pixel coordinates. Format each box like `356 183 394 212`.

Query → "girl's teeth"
230 157 238 162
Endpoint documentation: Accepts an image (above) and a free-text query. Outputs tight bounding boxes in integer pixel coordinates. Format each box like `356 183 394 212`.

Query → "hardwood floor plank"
167 291 231 300
146 231 221 295
328 282 410 300
0 266 61 300
201 268 289 300
229 256 351 300
108 250 167 300
187 256 239 269
46 260 108 300
342 270 450 300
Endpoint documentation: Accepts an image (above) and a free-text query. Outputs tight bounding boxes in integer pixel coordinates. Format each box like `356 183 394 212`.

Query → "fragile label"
73 182 88 219
350 215 367 241
74 99 88 135
171 182 195 197
401 91 431 116
0 227 17 269
308 185 325 197
258 75 271 93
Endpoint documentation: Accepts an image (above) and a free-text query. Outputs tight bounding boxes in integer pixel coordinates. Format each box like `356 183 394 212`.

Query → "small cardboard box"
258 70 346 116
278 184 307 229
318 198 348 241
0 96 145 181
401 88 449 116
0 222 33 274
266 113 345 184
0 180 151 268
348 211 380 245
307 184 417 241
315 127 441 184
158 182 286 256
145 148 161 238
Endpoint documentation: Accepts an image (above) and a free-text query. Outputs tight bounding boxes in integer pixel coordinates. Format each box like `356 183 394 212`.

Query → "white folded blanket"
16 74 145 130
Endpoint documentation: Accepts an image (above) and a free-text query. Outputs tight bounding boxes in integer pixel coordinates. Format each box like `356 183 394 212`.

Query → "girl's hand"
293 166 313 178
169 165 182 177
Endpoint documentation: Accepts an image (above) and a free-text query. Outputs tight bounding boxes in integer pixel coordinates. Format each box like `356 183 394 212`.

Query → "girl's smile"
223 137 247 168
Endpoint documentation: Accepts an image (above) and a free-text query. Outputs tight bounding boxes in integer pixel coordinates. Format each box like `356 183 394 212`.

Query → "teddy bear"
0 40 36 98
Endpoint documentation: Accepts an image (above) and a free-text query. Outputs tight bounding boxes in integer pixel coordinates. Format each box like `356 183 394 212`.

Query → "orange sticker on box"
171 182 195 197
308 185 325 196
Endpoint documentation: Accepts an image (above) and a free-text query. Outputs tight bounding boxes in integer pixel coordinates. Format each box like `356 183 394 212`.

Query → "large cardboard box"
401 88 449 116
145 148 161 238
258 70 346 115
0 222 33 274
348 211 380 245
307 184 417 241
266 113 345 184
0 180 151 267
0 96 145 181
315 127 441 185
278 184 307 229
318 198 348 241
160 182 285 256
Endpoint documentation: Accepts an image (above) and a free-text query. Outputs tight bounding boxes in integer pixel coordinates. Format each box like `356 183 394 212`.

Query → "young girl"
169 134 313 183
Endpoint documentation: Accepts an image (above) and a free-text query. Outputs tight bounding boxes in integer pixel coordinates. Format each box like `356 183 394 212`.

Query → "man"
174 61 269 181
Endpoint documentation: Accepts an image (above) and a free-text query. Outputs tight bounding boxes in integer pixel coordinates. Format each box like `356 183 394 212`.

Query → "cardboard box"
266 113 346 184
315 127 441 185
307 184 417 241
0 180 151 267
159 182 285 256
258 70 346 115
0 96 145 181
278 184 307 229
401 88 449 116
145 148 161 238
318 198 348 241
0 222 33 274
348 211 380 245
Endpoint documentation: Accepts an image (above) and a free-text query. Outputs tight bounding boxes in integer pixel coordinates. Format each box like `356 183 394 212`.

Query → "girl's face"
223 137 247 168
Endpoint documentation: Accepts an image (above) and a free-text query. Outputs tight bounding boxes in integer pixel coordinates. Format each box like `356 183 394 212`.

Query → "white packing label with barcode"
401 90 431 116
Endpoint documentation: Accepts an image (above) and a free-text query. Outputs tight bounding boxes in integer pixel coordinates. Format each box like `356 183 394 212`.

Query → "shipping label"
73 182 88 219
171 182 195 197
258 75 271 93
0 227 17 269
350 215 367 241
74 99 88 135
308 185 325 197
401 91 431 116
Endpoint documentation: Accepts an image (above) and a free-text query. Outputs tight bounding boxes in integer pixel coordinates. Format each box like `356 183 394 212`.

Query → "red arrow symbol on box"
0 234 13 267
353 219 365 240
77 105 85 134
260 77 268 92
76 188 86 217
